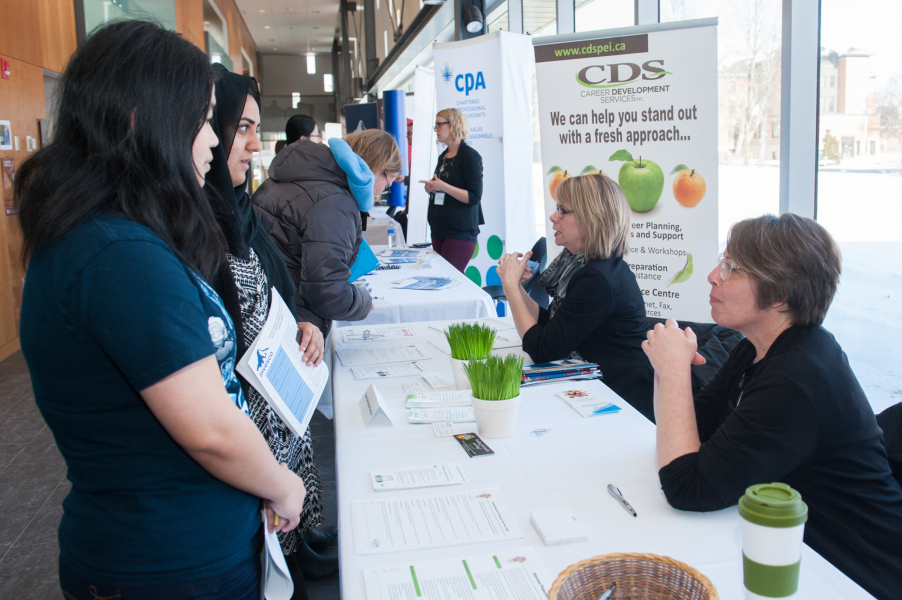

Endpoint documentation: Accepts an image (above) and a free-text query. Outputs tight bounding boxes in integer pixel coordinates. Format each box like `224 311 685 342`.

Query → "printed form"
363 547 551 600
351 488 522 555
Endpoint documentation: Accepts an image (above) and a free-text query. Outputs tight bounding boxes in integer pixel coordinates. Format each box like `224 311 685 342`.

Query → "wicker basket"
548 552 719 600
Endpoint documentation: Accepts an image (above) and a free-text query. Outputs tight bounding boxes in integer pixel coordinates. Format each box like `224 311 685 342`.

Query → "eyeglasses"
718 253 743 281
554 204 575 216
433 121 449 130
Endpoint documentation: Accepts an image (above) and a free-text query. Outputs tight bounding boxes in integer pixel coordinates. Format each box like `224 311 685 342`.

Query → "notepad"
530 508 588 545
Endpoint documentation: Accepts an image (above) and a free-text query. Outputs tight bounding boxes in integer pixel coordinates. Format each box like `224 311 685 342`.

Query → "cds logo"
440 63 454 83
455 71 486 96
576 60 669 88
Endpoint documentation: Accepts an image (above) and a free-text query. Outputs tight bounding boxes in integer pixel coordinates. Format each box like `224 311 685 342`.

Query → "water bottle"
386 225 397 249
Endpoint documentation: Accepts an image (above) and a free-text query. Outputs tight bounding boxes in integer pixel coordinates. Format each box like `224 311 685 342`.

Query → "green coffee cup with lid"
739 483 808 599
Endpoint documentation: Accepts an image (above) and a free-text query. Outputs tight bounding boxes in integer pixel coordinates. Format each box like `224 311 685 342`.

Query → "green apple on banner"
609 149 664 213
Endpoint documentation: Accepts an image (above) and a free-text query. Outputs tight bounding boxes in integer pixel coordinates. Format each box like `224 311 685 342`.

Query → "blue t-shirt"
20 213 260 585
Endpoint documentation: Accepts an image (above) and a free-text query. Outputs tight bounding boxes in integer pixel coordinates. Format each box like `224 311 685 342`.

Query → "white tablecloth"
335 247 495 329
330 319 874 599
362 206 406 246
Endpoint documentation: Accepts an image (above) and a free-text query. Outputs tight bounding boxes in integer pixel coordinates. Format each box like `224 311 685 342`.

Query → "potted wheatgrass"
464 354 525 438
444 323 496 389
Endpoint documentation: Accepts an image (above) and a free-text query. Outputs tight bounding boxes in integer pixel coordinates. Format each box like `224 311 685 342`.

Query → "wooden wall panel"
0 0 75 360
37 0 78 73
176 0 206 51
0 0 42 66
0 57 45 353
212 0 258 77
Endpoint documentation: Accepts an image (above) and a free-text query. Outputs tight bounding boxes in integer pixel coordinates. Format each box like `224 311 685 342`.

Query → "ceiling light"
258 9 266 13
306 53 316 75
264 25 271 29
423 0 445 5
463 4 483 32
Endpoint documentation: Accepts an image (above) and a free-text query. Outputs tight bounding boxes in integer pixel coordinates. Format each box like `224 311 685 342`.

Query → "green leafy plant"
444 323 496 361
464 354 524 401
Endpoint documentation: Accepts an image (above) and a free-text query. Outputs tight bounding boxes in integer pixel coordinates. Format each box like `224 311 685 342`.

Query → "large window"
817 0 902 414
83 0 176 36
661 0 782 243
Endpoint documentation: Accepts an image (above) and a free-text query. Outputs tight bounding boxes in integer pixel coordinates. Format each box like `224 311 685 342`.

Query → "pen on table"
607 483 637 517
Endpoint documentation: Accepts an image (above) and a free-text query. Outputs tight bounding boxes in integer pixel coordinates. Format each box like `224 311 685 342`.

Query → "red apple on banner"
609 150 665 213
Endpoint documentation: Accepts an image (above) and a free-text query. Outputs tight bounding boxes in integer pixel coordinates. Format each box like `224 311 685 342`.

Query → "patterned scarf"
536 248 587 319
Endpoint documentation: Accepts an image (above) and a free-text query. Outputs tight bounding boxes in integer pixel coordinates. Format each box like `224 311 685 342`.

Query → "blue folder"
349 238 380 283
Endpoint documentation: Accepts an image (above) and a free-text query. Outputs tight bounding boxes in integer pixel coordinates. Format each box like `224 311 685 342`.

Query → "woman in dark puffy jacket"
252 129 402 337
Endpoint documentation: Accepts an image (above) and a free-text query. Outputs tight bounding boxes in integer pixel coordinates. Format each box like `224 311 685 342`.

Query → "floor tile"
19 426 63 464
0 511 34 559
0 443 26 473
0 542 60 600
18 482 67 546
0 459 67 515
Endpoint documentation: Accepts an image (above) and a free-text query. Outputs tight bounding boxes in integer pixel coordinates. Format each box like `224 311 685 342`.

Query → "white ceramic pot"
450 358 471 390
472 395 521 439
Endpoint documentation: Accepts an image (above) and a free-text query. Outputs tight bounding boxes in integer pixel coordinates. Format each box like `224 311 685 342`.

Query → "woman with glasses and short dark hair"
643 213 902 600
420 108 484 273
496 174 654 420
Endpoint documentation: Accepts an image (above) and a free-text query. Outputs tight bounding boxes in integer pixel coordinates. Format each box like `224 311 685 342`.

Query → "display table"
362 206 406 247
331 318 873 599
335 247 495 329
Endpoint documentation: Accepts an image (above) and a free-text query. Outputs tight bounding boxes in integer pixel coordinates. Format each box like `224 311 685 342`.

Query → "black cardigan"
659 324 902 600
521 257 654 420
427 141 484 241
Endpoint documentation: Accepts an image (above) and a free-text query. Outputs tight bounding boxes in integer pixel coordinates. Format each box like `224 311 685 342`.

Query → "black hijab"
205 64 298 358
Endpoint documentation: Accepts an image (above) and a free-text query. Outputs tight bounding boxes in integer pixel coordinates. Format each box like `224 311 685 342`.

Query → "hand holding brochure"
236 289 329 437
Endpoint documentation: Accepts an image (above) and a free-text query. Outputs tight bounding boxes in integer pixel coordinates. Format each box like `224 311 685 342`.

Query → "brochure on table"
236 289 328 438
363 546 551 599
351 487 522 554
533 19 719 322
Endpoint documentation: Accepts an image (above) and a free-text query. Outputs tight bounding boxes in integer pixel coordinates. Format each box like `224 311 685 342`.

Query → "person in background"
420 108 483 273
643 214 902 600
286 114 322 145
496 174 654 420
203 64 336 590
253 128 402 337
15 20 306 599
393 118 414 239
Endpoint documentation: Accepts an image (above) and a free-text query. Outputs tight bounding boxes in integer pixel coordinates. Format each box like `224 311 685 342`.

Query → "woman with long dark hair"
203 64 334 590
16 21 306 599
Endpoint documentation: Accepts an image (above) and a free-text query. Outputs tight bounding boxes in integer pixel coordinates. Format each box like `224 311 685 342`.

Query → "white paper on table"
351 362 427 380
378 249 428 258
351 487 523 554
492 329 524 349
336 344 432 367
390 276 460 291
363 546 552 600
403 380 429 394
405 390 472 408
236 289 328 438
408 407 476 423
555 389 621 418
360 384 394 427
422 372 452 389
340 325 418 343
263 514 293 600
370 462 467 491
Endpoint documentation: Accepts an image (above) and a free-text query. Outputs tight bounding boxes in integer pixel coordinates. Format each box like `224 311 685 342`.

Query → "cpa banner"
533 19 718 323
433 31 534 288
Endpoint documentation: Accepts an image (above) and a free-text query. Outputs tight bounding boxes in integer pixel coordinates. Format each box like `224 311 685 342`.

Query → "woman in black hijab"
205 64 336 592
